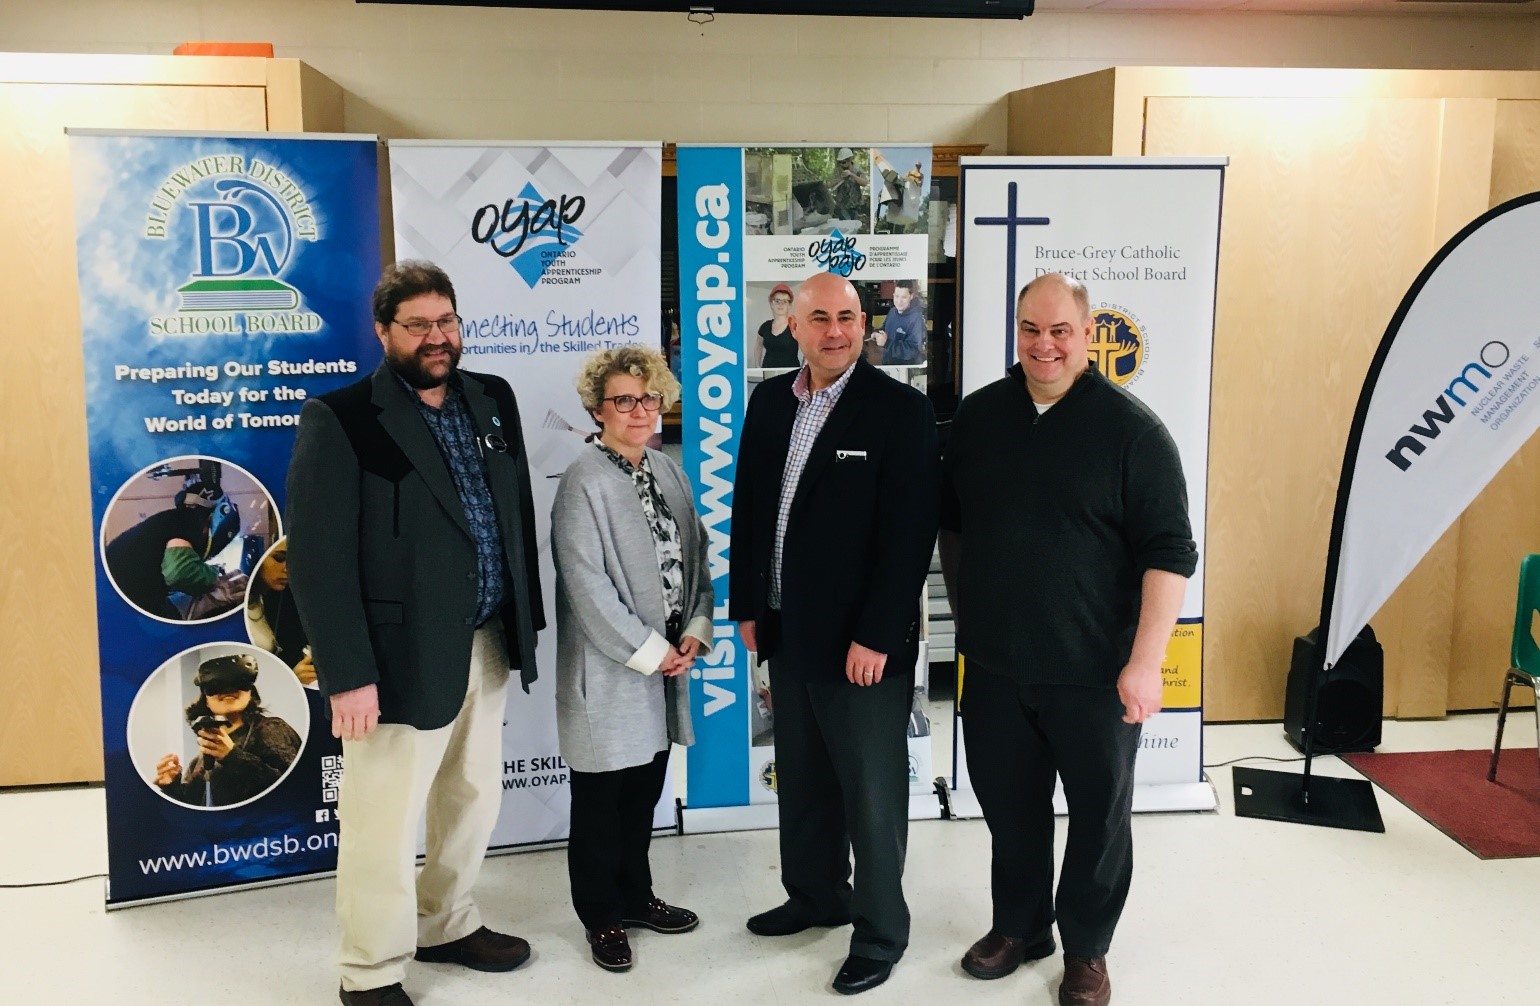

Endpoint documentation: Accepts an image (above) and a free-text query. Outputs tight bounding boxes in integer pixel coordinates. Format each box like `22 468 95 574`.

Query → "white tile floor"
2 709 1536 1005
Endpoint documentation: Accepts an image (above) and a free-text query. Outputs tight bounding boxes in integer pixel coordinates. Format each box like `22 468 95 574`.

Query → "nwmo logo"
1384 340 1509 471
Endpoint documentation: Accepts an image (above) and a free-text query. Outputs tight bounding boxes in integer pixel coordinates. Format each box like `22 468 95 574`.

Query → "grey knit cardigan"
550 444 714 773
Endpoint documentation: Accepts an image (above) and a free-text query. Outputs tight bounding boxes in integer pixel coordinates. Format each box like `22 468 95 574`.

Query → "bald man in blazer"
730 271 940 996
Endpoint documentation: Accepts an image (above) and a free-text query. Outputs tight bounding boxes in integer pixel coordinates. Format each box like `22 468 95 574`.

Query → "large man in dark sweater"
939 273 1196 1006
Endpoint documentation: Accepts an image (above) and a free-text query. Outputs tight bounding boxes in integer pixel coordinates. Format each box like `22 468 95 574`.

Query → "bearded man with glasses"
287 260 545 1006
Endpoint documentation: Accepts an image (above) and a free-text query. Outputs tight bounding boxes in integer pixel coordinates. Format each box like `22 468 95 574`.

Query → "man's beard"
387 343 461 389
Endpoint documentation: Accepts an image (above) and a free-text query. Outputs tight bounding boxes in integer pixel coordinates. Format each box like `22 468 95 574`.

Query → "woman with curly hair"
550 345 713 972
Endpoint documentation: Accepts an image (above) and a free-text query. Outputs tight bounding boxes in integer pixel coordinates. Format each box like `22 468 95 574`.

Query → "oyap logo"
759 760 777 794
1384 340 1509 472
808 230 866 278
471 185 586 260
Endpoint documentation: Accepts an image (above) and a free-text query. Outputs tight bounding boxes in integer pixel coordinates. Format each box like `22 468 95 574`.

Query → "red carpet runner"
1341 748 1540 859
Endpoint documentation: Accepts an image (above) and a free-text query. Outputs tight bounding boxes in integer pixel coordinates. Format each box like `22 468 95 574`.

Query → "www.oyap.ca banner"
69 130 381 905
676 144 938 822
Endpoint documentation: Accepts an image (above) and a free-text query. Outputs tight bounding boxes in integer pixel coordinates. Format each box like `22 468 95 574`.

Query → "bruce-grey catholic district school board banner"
957 157 1225 814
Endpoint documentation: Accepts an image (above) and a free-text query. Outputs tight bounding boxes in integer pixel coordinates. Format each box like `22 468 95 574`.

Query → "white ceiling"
1033 0 1538 14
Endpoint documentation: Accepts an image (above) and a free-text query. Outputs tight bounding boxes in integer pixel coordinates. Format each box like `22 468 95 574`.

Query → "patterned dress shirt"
768 360 858 609
400 373 509 626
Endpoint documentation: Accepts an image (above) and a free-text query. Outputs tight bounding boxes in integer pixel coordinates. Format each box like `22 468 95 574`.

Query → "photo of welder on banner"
102 456 281 624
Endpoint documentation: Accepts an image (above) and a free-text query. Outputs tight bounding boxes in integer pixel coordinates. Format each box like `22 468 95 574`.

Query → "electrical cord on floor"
0 873 106 889
1203 755 1307 769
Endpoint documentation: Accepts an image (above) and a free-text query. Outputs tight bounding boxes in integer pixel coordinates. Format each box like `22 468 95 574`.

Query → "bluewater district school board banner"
70 131 381 905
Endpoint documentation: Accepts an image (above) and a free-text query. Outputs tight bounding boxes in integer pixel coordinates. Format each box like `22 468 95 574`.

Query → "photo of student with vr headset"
149 650 303 809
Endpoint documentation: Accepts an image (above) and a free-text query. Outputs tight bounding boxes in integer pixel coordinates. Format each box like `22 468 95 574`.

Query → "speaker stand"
1231 766 1384 833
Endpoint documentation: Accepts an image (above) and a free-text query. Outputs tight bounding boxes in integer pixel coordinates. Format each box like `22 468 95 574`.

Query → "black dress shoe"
415 926 531 972
832 955 892 995
338 984 414 1006
586 924 634 972
621 898 700 934
746 901 851 936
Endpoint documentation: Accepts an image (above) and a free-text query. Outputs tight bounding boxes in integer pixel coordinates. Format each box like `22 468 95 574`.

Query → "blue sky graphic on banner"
70 131 381 905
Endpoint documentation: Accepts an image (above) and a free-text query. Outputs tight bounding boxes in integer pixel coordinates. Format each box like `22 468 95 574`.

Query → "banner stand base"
680 792 945 835
680 803 780 835
1231 766 1384 833
946 778 1220 820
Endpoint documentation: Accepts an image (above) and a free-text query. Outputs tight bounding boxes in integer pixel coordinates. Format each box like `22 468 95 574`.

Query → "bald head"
790 271 867 389
1017 273 1091 323
796 271 861 311
1016 271 1093 405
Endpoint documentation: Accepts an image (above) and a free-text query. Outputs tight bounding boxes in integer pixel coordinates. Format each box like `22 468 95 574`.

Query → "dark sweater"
159 713 302 807
940 364 1197 688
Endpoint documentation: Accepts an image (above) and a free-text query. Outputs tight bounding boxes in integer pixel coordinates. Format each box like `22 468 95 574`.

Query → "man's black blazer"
729 360 940 679
286 363 545 730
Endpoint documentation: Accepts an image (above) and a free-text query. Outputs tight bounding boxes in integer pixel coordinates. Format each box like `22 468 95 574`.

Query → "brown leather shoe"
961 931 1057 979
1059 955 1112 1006
621 898 700 934
338 984 414 1005
415 926 531 973
587 924 634 972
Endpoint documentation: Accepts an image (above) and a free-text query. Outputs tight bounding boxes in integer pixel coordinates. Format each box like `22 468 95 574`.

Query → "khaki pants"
336 622 510 992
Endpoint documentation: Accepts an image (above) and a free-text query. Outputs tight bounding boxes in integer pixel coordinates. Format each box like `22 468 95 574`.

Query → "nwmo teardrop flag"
1325 192 1540 668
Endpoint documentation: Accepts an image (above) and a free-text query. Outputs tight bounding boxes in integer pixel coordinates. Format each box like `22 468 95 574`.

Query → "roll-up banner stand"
69 130 382 906
955 157 1226 815
676 143 942 833
388 140 671 847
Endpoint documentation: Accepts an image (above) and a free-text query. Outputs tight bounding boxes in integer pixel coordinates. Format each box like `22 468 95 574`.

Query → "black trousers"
959 667 1141 957
566 748 669 933
769 658 914 963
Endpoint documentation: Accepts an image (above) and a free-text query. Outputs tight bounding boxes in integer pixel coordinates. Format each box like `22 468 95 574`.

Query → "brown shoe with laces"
587 924 634 972
961 930 1057 979
1059 955 1112 1006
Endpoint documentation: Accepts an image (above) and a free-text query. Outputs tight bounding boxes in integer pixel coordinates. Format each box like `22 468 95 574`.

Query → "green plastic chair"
1487 553 1540 783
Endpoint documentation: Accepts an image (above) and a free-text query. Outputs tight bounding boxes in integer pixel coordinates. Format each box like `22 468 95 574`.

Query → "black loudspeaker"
1283 625 1382 755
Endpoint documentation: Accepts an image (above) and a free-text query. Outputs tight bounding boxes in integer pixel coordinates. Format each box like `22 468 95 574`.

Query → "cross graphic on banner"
973 181 1050 372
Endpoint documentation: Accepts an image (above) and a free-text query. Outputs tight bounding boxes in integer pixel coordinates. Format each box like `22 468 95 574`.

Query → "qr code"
322 754 344 804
